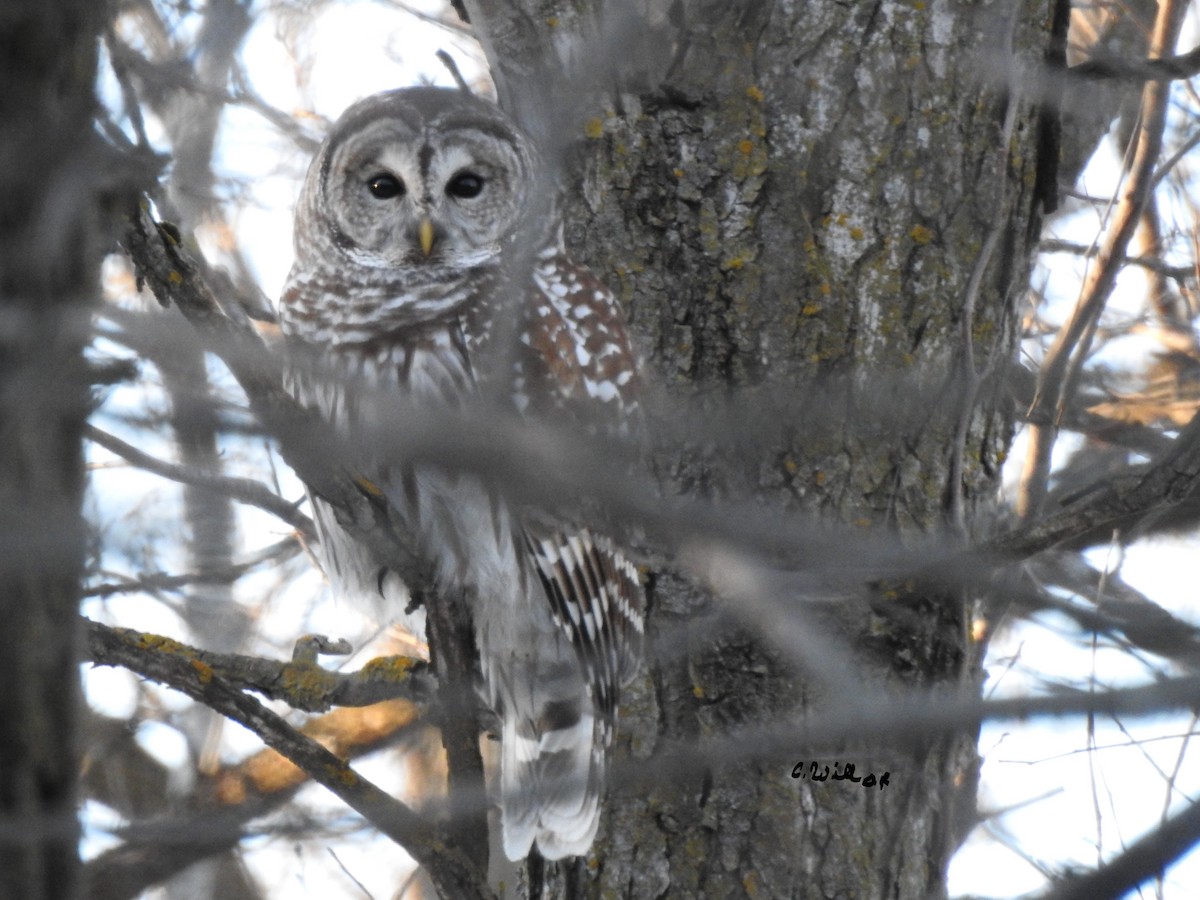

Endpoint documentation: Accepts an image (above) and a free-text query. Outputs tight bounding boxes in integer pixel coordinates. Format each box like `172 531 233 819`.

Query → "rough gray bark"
464 2 1053 897
0 3 107 899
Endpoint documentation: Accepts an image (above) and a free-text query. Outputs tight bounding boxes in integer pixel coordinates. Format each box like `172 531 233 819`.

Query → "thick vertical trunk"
466 1 1051 896
0 3 105 899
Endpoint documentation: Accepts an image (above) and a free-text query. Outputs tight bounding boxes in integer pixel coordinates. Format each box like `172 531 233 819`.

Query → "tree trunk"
465 1 1051 896
0 3 106 899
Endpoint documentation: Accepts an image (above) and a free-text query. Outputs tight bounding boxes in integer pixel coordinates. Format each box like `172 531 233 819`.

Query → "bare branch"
1021 553 1200 669
85 619 433 711
229 65 323 153
436 48 472 92
84 618 492 899
83 537 298 598
384 0 474 37
992 405 1200 559
85 423 315 539
1039 238 1196 283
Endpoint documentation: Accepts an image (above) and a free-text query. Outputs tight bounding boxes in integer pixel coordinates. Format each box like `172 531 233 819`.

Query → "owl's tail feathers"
499 709 603 861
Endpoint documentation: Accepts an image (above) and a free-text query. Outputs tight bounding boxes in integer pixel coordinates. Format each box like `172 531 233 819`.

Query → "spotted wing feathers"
498 528 642 861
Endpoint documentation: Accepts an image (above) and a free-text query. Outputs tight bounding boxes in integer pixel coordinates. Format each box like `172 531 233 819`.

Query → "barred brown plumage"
278 86 644 861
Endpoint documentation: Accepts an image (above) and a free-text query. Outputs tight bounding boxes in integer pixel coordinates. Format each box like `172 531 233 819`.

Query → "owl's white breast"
279 259 500 348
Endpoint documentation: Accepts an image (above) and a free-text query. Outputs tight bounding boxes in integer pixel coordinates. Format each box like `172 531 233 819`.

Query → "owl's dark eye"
366 173 405 199
446 171 484 199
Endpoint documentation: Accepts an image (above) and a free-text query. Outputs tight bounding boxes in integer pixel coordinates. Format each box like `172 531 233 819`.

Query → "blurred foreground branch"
1071 41 1200 83
118 194 1200 667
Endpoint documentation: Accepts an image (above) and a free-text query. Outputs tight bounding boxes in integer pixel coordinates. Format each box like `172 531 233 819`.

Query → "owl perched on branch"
278 86 644 861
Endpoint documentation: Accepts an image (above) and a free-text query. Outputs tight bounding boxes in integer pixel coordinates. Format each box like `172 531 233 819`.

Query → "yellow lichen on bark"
189 659 213 685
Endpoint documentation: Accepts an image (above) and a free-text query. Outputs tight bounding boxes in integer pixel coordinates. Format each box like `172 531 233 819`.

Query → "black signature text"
791 761 890 789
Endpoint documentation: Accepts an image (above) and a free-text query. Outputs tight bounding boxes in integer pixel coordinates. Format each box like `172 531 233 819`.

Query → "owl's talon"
292 634 354 664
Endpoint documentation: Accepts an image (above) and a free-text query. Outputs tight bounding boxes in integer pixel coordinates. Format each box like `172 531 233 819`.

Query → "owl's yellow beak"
418 218 435 256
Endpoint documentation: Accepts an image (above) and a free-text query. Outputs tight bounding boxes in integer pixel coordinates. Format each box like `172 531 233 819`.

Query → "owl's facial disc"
352 149 493 264
317 100 531 272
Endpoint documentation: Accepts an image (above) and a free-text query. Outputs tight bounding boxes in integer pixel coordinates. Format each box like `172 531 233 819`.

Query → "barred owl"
278 86 644 861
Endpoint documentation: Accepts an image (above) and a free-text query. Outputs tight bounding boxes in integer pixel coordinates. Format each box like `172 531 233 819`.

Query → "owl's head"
295 87 545 272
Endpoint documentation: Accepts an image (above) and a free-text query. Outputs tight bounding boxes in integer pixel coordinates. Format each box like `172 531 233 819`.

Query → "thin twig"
1040 797 1200 900
386 0 474 37
1152 127 1200 189
947 6 1021 533
437 49 472 92
83 537 298 598
86 423 316 538
1039 238 1195 282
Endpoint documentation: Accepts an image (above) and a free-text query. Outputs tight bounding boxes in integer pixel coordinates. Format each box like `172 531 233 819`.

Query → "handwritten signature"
791 761 890 789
